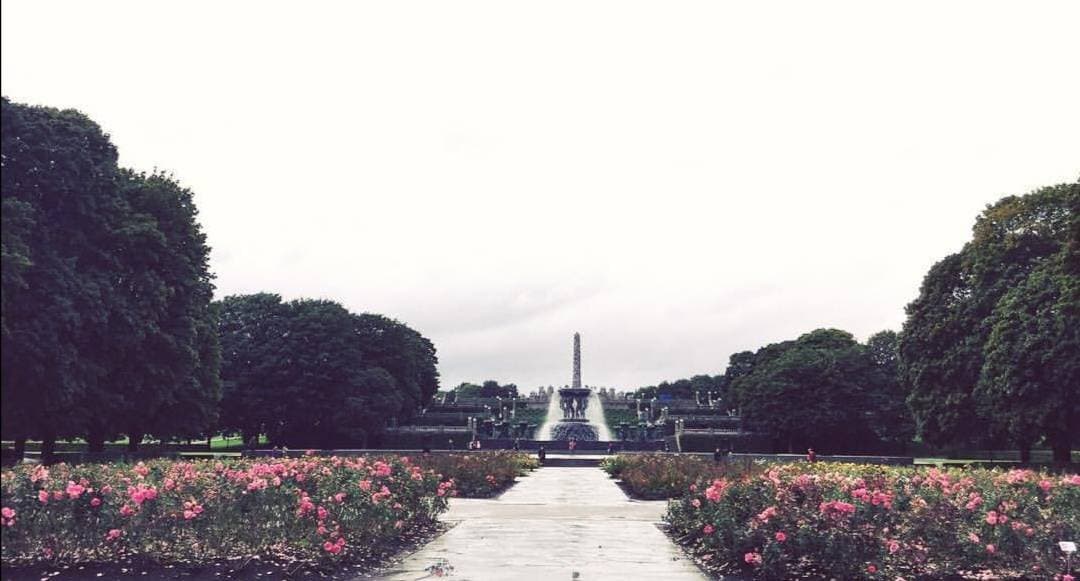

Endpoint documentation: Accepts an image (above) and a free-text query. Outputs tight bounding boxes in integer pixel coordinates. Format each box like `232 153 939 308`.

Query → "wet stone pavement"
372 464 706 581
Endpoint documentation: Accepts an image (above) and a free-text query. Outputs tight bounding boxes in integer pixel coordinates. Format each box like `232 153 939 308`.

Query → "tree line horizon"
1 97 1076 460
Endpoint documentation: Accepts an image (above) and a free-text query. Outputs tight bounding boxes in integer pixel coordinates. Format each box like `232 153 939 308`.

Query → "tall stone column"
572 332 582 389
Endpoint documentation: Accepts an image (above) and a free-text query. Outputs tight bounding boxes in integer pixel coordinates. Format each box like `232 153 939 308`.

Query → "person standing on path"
807 447 816 463
538 445 546 465
568 439 577 454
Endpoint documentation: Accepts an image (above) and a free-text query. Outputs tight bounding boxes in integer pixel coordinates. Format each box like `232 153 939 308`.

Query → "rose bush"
412 451 537 498
600 453 754 500
1 455 452 567
666 462 1080 579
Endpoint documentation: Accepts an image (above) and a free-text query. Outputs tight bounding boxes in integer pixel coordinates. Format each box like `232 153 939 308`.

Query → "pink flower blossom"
358 480 372 491
120 504 136 517
1 507 13 519
775 531 787 542
756 506 778 522
90 497 102 507
334 492 346 503
691 498 701 508
867 564 878 574
887 540 900 554
702 524 715 534
38 490 49 504
744 552 762 566
985 544 996 554
66 481 86 499
1039 479 1053 493
985 510 1000 525
968 532 980 544
106 529 123 541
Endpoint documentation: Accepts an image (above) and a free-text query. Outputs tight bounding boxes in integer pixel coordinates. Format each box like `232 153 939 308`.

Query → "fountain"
536 333 611 441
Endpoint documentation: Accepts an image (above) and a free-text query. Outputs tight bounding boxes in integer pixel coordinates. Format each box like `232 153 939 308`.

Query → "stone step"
540 456 604 467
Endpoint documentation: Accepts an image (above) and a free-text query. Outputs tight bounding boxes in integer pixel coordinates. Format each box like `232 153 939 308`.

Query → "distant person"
538 445 546 465
568 439 577 454
512 438 521 451
713 447 722 463
607 442 615 455
807 448 817 463
448 438 455 451
663 441 670 453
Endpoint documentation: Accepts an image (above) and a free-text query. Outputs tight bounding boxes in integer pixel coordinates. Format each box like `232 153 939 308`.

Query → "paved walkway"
373 467 705 581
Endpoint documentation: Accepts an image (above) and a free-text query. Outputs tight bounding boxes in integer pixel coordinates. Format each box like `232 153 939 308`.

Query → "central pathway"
374 464 705 580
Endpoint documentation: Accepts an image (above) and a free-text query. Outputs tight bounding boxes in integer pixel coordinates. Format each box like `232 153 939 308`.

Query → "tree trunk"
127 431 143 453
86 430 106 454
41 436 56 465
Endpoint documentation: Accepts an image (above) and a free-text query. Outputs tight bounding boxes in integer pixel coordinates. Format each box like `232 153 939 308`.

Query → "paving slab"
372 467 705 581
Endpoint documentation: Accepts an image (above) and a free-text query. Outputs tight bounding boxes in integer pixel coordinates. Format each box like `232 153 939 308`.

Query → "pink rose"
90 497 102 507
744 552 763 566
775 531 787 542
38 490 49 504
106 529 123 541
702 524 714 535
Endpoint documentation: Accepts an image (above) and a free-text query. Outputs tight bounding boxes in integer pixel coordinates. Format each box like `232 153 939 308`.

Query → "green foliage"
1 98 220 453
728 329 894 453
217 295 439 448
453 380 517 399
0 455 450 567
410 451 537 497
665 462 1080 579
600 453 753 499
900 181 1079 456
1 97 124 446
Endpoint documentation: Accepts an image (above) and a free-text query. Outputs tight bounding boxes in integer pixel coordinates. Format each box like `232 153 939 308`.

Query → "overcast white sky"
3 1 1079 391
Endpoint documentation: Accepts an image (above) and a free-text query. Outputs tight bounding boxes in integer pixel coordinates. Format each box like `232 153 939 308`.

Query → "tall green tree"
900 182 1078 451
864 330 915 448
977 250 1079 463
85 170 219 451
218 295 437 447
729 329 884 453
1 98 126 457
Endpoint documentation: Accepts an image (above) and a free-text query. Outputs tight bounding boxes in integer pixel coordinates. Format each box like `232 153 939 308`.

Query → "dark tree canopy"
728 329 896 453
2 98 125 448
900 181 1078 457
217 294 439 447
1 98 220 453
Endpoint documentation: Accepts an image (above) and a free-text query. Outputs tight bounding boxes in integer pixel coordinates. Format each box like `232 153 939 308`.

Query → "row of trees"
635 181 1077 459
1 98 439 453
218 294 438 447
635 330 909 453
443 380 519 402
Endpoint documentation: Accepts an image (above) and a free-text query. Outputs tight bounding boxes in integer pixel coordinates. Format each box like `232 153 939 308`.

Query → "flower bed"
665 463 1080 579
1 455 451 569
600 453 753 500
411 451 537 498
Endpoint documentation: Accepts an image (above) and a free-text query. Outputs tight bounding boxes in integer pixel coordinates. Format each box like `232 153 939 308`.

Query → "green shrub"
667 463 1080 579
1 455 450 567
600 454 752 499
411 451 537 498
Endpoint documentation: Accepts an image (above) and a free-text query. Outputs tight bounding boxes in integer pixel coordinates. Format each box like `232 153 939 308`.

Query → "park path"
371 464 705 581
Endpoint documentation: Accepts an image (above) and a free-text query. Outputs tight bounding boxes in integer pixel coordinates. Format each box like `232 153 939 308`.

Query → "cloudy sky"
3 1 1078 391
